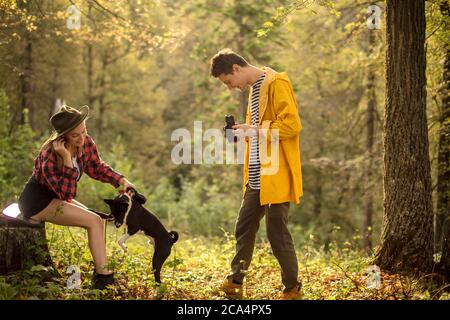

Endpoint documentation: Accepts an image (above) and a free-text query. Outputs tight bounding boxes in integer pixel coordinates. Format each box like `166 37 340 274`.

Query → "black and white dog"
103 189 178 284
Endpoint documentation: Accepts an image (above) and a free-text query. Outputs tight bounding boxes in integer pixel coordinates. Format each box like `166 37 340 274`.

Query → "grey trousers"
229 185 300 291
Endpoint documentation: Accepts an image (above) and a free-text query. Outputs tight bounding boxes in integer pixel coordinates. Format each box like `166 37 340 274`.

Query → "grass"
0 223 449 300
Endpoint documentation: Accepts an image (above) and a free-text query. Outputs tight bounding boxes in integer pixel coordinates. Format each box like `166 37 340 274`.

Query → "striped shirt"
248 72 266 190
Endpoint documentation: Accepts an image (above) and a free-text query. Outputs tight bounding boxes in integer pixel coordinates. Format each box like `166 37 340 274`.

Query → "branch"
89 0 156 37
32 0 46 18
106 42 132 65
331 261 362 292
426 20 446 41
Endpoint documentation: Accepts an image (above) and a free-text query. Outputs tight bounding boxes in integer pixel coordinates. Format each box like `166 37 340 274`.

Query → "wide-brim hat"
49 105 89 139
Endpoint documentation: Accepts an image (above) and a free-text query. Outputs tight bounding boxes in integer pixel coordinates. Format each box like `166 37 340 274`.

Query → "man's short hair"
210 48 249 78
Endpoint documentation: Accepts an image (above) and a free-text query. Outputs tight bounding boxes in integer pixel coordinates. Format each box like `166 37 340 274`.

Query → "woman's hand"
52 138 71 160
119 178 136 194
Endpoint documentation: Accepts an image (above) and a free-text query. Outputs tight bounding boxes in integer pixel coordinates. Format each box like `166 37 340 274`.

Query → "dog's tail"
169 231 179 244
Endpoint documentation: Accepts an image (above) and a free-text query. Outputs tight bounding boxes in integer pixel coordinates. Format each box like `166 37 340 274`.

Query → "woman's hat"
49 105 89 139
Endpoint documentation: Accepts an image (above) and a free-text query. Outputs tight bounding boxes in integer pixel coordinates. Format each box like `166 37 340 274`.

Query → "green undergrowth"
1 224 449 300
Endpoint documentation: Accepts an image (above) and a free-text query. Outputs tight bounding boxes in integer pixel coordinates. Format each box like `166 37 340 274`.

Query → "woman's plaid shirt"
34 135 124 201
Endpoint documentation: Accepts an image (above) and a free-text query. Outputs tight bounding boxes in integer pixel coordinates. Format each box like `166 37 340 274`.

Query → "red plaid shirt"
34 135 124 201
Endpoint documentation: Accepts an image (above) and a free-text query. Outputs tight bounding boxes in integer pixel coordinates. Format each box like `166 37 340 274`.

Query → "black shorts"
18 175 58 218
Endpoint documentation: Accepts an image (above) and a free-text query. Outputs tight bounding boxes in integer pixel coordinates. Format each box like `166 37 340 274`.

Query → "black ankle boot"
91 271 115 290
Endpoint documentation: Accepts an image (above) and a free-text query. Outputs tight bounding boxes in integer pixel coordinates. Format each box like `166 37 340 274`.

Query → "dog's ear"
133 192 147 205
104 199 114 206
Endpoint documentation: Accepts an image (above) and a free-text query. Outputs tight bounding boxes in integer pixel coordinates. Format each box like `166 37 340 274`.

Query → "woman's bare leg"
71 199 88 209
32 199 111 275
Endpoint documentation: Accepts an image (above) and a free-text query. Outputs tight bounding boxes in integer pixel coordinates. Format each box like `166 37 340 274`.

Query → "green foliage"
0 278 18 300
0 1 449 298
0 0 389 248
0 90 37 207
71 136 236 236
1 227 449 300
156 175 238 236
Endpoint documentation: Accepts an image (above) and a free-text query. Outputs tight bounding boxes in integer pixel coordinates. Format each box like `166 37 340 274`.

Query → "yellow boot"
220 277 243 299
281 284 302 300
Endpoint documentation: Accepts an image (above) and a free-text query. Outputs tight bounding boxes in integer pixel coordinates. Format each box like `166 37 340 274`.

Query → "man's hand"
232 123 260 137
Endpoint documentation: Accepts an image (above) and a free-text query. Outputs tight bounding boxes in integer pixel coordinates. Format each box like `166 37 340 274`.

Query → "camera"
224 115 237 143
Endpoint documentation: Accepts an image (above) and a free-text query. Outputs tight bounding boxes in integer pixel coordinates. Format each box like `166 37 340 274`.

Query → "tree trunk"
239 91 248 121
49 66 61 119
313 115 325 218
235 9 248 121
374 0 433 274
363 29 377 253
19 26 33 127
85 2 95 109
313 172 323 218
312 76 327 219
86 46 95 106
97 53 108 140
15 0 34 128
435 1 450 280
0 217 54 274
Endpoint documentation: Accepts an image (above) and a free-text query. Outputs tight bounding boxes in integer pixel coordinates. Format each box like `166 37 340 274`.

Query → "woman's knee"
84 213 104 230
53 201 103 229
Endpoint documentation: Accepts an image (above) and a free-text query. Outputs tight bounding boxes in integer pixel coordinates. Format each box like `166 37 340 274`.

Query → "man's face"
218 66 247 91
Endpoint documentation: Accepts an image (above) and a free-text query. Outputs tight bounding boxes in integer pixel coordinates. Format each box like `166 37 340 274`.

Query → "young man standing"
210 48 303 299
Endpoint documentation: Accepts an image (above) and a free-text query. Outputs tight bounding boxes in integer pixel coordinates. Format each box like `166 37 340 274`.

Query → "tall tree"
374 0 433 274
363 28 377 252
435 0 450 279
17 0 34 128
85 1 95 110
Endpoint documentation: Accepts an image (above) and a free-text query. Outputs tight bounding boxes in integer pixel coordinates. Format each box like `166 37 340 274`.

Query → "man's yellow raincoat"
243 67 303 205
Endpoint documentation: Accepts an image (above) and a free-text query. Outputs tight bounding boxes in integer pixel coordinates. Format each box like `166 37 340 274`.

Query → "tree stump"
0 214 55 275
